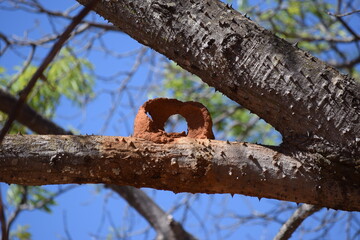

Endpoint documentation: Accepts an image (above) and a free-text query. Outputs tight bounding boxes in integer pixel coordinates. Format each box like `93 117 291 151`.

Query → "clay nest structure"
134 98 214 143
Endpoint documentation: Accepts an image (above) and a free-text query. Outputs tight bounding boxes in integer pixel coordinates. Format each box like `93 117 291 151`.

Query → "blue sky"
0 0 358 239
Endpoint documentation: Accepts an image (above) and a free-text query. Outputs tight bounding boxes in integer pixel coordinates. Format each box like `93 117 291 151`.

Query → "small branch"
0 186 8 240
107 185 196 240
334 16 360 40
332 54 360 69
6 45 36 90
328 9 360 17
6 186 28 236
0 0 99 143
274 204 321 240
0 89 72 135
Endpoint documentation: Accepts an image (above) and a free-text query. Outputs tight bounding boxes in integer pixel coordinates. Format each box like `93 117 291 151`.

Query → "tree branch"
1 135 359 212
274 204 321 240
0 89 72 135
328 9 360 17
76 0 360 157
0 186 8 240
0 91 195 239
107 185 196 240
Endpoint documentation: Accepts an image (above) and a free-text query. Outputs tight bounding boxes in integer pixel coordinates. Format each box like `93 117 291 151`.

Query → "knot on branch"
133 98 214 143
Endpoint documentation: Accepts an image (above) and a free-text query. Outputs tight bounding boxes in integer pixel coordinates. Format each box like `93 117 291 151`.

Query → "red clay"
134 98 214 143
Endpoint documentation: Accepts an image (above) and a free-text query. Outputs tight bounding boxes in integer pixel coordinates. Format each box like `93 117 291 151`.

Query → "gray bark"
0 135 359 212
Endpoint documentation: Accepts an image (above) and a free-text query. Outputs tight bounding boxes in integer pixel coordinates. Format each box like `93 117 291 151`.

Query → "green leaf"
10 225 32 240
1 47 94 134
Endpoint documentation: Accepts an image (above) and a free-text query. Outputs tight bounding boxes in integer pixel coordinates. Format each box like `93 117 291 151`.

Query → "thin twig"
328 9 360 17
6 45 36 90
335 16 360 40
274 204 322 240
0 186 8 240
0 0 99 144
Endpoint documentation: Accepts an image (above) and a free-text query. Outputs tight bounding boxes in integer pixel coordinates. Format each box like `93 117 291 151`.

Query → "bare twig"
106 185 197 240
0 0 99 143
99 47 148 134
328 9 360 17
6 45 36 90
335 16 360 40
0 186 8 240
274 204 322 240
6 186 28 239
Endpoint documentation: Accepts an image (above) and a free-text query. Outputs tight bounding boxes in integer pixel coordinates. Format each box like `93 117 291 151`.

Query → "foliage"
0 48 94 134
0 48 94 239
9 225 31 240
7 185 56 213
238 0 359 75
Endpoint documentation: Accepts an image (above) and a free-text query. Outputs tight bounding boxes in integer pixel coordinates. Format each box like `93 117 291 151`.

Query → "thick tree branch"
76 0 360 158
0 135 359 212
0 91 195 239
0 91 196 239
107 185 196 240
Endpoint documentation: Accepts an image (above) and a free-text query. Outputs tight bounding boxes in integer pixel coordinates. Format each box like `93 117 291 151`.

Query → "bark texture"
1 135 359 211
76 0 360 160
0 89 196 239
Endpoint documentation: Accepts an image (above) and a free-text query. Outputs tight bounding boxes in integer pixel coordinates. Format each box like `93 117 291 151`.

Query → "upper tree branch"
76 0 360 157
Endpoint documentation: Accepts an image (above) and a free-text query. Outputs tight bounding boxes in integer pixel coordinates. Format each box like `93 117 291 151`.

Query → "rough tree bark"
0 89 195 240
73 0 360 208
1 0 359 212
1 135 359 211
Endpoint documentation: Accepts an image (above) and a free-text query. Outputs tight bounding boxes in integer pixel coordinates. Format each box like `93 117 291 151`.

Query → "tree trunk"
0 135 359 211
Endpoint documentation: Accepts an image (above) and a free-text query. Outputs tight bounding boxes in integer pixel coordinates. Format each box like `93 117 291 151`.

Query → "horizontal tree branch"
1 135 359 212
0 89 195 239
